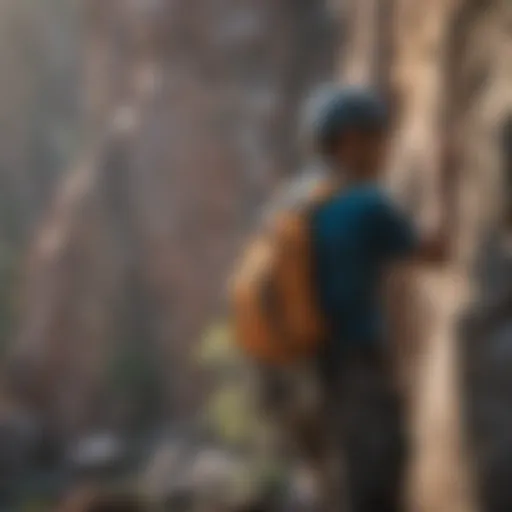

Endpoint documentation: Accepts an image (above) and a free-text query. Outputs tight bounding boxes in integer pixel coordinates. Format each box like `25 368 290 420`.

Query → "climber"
309 84 449 362
302 84 449 512
232 84 449 512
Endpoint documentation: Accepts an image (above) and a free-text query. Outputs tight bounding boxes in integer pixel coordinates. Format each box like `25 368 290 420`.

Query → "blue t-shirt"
311 184 417 350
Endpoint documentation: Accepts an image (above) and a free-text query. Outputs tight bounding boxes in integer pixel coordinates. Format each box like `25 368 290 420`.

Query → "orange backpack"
230 174 339 365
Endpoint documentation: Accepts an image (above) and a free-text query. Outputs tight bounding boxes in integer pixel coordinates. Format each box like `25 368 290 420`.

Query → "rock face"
461 235 512 512
10 0 337 435
338 1 511 511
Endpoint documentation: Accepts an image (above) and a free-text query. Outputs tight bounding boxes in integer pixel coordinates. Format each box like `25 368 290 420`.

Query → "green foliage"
197 320 257 445
196 321 241 371
198 320 290 500
206 384 258 445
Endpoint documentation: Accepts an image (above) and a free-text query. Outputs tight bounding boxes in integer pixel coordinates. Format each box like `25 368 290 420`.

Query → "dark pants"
256 345 407 512
322 346 407 512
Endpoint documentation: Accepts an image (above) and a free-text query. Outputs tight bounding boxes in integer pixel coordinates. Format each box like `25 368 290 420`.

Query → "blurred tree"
0 0 81 362
10 0 337 436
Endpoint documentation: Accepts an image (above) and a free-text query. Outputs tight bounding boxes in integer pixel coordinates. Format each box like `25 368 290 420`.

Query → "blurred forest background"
0 0 511 511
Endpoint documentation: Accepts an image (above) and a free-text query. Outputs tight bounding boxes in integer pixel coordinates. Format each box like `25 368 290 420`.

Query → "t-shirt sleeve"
369 192 418 261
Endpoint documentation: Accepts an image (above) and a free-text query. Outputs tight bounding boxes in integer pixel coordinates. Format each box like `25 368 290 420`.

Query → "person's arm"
371 191 449 266
410 162 454 265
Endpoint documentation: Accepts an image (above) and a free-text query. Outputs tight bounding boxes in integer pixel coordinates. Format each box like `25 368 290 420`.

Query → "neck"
331 161 364 187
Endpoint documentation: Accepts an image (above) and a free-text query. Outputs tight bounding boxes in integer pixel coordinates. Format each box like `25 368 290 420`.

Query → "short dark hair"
307 85 388 155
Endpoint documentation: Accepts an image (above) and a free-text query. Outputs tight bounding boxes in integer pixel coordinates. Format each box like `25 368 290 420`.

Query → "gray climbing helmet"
301 84 388 156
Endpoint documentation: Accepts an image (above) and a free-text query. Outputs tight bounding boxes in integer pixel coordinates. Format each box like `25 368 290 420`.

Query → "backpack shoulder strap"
299 178 343 222
269 178 342 350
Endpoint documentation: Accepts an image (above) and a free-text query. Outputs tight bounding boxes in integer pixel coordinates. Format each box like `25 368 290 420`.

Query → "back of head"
301 84 388 158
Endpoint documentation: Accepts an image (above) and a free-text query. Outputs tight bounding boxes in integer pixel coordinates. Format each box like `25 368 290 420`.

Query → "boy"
306 85 448 512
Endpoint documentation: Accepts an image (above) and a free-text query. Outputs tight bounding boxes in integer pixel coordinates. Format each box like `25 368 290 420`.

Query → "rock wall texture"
339 1 511 511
